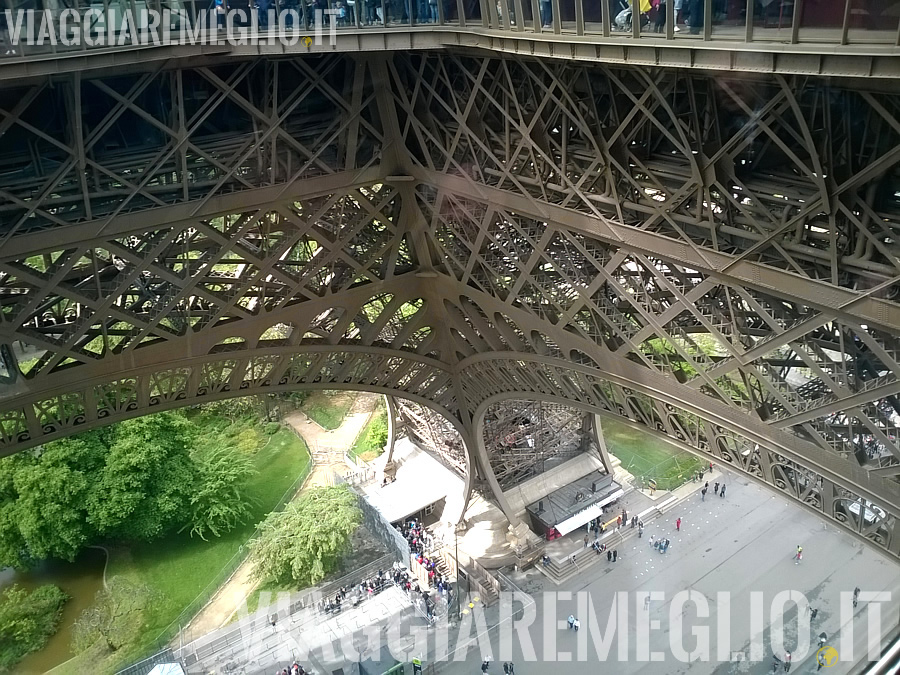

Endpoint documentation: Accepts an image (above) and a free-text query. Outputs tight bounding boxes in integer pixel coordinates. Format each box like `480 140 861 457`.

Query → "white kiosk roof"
554 488 625 536
363 438 463 524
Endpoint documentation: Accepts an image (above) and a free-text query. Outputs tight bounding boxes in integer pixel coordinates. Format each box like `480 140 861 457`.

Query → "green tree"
185 443 257 540
249 485 361 587
0 412 198 568
234 427 262 455
367 413 388 450
0 433 105 568
86 413 196 541
0 583 69 672
71 577 151 654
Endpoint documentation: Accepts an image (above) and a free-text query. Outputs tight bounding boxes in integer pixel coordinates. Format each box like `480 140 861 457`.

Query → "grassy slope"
105 424 310 668
299 390 355 430
348 406 386 462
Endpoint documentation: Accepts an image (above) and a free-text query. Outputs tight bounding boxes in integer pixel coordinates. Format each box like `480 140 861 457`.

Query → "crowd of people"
608 0 709 35
399 518 432 557
316 568 393 615
396 519 454 620
274 661 308 675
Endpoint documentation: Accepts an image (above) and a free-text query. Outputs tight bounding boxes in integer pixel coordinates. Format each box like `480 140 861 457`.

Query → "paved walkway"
181 393 381 638
179 585 416 675
284 393 379 488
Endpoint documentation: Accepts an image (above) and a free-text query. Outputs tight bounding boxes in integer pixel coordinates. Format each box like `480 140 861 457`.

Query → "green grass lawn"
349 404 387 462
601 415 703 490
300 390 355 430
104 424 310 670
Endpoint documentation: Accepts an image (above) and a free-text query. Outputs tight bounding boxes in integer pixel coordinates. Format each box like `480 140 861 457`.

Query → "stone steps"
537 496 679 585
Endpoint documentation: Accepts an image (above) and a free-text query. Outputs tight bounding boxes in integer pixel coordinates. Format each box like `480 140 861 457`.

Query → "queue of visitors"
396 518 454 620
317 568 393 615
274 661 308 675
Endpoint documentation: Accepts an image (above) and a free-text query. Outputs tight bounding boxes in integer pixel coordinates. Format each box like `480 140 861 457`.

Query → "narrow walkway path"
181 393 381 639
284 393 379 487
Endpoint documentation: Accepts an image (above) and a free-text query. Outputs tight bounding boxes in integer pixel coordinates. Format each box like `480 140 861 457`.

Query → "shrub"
0 584 69 672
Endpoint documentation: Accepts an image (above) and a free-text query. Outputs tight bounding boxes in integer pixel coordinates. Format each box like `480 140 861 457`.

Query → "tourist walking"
638 522 644 538
584 534 589 548
701 487 707 501
644 595 650 609
720 484 726 498
853 586 860 608
676 517 681 531
617 515 622 529
567 614 575 630
793 545 802 564
714 482 720 495
784 651 791 672
573 618 580 631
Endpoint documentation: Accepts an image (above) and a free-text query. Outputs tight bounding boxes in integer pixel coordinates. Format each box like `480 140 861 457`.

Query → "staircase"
537 495 678 585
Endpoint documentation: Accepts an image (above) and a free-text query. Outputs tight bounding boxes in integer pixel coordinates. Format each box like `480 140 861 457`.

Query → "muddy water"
0 547 106 674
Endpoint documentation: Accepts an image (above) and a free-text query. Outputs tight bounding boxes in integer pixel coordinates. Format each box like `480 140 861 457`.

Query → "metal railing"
2 0 899 64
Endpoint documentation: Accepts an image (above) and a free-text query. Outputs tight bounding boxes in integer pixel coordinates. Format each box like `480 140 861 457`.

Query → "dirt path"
182 393 381 639
283 392 380 487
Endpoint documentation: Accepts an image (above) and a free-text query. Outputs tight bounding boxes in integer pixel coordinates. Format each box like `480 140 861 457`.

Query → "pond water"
0 547 107 674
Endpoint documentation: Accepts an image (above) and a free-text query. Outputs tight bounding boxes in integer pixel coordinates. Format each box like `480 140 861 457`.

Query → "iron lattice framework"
2 51 900 556
482 400 598 489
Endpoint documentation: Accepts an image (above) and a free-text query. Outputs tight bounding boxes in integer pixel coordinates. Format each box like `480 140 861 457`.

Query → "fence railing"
3 0 898 65
114 649 177 675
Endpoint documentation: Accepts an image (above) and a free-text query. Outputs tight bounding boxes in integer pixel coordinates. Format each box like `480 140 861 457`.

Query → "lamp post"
454 522 463 621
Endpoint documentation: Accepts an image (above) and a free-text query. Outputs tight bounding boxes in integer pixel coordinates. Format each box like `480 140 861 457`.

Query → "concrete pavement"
433 469 900 674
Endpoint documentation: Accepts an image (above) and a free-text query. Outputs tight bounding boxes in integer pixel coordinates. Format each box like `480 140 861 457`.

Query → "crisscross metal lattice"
1 52 900 558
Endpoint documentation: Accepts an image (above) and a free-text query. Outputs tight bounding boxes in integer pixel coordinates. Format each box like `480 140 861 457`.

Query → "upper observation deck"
3 0 900 80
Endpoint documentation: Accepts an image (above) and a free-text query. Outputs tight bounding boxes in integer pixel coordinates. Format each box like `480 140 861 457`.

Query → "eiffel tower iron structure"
1 46 900 558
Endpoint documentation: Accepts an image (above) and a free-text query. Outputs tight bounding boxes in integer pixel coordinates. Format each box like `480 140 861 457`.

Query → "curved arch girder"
0 347 458 457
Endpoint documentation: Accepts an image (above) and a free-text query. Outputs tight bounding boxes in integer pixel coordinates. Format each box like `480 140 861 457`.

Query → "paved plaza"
439 470 900 674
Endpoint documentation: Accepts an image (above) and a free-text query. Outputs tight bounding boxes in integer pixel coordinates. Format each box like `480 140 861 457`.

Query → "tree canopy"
249 485 362 587
71 577 151 655
0 583 68 672
185 443 257 540
0 410 257 569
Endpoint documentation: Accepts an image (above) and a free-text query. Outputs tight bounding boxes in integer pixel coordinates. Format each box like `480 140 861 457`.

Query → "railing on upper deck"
0 0 898 63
